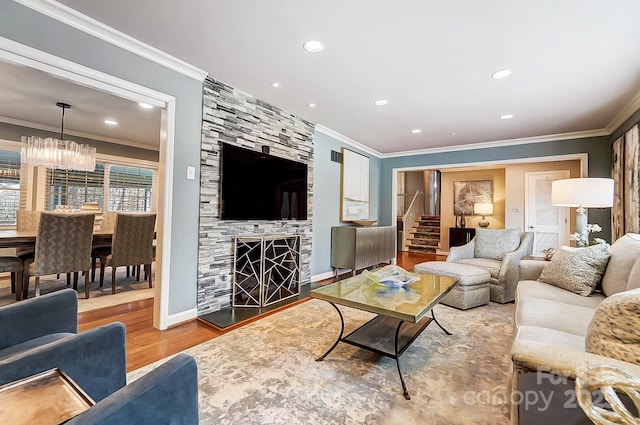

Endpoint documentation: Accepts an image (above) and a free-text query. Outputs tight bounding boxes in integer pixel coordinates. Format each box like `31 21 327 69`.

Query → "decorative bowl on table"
351 219 377 226
362 265 420 288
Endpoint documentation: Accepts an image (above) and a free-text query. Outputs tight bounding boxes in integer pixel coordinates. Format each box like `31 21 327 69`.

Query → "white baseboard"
311 271 335 282
311 268 359 282
166 308 198 328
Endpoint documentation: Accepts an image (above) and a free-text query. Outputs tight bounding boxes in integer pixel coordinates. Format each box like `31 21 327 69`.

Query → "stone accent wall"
198 77 315 315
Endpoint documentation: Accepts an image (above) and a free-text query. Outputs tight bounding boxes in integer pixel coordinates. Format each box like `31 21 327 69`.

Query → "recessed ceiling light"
374 99 388 106
308 103 316 108
500 114 514 120
139 102 154 109
492 69 512 79
411 129 422 134
270 82 281 88
104 119 118 126
450 132 457 136
303 40 325 53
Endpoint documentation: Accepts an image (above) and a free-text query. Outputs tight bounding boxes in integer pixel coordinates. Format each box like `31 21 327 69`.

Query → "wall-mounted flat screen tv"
220 143 308 220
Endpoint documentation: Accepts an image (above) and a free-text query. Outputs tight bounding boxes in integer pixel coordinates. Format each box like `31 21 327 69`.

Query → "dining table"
0 229 114 301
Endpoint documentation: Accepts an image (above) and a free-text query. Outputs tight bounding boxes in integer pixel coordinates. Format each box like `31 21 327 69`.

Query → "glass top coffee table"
311 272 457 400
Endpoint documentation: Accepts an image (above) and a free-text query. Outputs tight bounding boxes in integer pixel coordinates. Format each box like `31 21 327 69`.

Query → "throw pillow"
537 243 611 296
600 233 640 296
474 228 522 260
585 288 640 365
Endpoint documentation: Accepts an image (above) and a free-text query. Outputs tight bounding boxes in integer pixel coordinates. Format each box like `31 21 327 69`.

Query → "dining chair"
23 212 96 299
90 211 117 282
99 213 156 294
12 210 41 294
0 256 24 301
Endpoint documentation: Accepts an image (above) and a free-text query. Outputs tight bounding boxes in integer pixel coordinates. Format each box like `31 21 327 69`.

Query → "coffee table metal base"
316 302 451 400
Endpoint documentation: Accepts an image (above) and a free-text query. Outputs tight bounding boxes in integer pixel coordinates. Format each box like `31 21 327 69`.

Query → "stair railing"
401 190 424 251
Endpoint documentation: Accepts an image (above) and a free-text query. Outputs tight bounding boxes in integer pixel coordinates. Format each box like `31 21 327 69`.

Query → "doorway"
525 170 570 256
0 37 176 329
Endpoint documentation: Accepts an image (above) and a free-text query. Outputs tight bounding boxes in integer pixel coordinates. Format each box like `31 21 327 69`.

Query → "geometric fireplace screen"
233 235 301 308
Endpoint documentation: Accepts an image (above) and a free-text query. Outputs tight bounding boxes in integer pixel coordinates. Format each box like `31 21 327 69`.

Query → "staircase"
406 215 441 253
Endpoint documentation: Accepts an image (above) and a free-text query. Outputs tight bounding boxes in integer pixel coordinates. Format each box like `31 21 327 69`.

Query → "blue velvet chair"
0 288 126 401
67 353 199 425
0 288 200 424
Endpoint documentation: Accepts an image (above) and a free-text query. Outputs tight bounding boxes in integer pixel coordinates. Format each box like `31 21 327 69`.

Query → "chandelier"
21 102 96 172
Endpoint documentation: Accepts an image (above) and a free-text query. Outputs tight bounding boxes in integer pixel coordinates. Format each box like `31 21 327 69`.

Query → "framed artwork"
340 148 370 221
453 180 493 215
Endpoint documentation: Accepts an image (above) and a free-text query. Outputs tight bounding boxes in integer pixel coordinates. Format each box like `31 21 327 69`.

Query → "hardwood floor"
78 299 221 372
78 251 446 372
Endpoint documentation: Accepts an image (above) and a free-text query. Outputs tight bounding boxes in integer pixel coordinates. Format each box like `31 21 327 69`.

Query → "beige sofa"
511 233 640 424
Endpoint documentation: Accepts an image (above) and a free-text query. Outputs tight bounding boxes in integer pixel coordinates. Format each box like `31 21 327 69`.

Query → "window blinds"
45 164 105 210
0 150 21 225
108 165 154 212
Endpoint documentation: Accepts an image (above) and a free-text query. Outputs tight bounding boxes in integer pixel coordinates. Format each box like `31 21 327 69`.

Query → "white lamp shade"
473 202 494 215
551 178 614 207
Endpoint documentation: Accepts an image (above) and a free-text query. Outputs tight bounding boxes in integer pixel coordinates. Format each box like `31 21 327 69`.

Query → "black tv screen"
220 143 308 220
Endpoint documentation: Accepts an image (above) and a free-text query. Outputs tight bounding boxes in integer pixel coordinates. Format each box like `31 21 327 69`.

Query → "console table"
233 235 301 308
331 225 395 277
449 227 476 248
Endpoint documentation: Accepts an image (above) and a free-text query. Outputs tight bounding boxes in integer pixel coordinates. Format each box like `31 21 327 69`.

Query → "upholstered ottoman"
414 262 491 310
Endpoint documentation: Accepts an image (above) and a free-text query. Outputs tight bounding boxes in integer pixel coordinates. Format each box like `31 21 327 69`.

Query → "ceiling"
11 1 640 154
0 59 161 149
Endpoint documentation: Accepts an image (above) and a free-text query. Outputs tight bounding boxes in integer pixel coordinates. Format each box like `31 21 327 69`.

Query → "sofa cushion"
626 256 640 291
515 297 597 336
600 233 640 296
585 288 640 365
537 244 610 296
514 325 586 354
455 258 501 278
516 280 605 309
474 228 521 260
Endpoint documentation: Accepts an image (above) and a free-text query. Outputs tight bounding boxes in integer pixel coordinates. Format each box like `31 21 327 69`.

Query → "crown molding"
0 115 159 151
380 129 610 159
314 124 383 158
605 88 640 134
14 0 208 82
315 124 611 160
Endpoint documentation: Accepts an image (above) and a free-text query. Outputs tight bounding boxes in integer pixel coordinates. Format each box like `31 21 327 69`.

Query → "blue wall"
311 131 381 277
1 0 203 316
380 136 612 238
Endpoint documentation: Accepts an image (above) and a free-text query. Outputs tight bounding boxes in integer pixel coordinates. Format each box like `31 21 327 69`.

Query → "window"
0 150 21 225
45 164 105 210
108 165 154 212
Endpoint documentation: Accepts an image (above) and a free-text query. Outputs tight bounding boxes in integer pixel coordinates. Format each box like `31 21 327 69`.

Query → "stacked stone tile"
198 77 315 314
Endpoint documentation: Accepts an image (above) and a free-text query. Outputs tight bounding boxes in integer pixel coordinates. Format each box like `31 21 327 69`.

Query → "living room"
1 1 640 424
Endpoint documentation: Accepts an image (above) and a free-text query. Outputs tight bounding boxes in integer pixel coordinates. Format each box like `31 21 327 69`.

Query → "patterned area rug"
131 299 515 425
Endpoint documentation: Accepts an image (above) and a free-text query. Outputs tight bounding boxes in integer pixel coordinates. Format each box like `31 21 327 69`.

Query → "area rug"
130 299 515 425
0 265 155 311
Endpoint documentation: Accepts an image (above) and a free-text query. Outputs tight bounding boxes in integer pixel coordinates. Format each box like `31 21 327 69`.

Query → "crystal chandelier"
21 102 96 172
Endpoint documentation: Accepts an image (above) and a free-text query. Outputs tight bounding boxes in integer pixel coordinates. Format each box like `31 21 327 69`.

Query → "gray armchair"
447 228 534 303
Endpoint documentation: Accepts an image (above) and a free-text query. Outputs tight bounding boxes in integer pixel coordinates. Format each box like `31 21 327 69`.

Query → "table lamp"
474 202 494 228
551 178 614 235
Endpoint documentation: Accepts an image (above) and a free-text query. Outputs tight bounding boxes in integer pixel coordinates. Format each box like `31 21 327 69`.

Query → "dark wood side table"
449 227 476 248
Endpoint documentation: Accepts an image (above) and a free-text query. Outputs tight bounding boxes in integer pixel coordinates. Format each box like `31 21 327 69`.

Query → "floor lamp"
551 178 614 236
